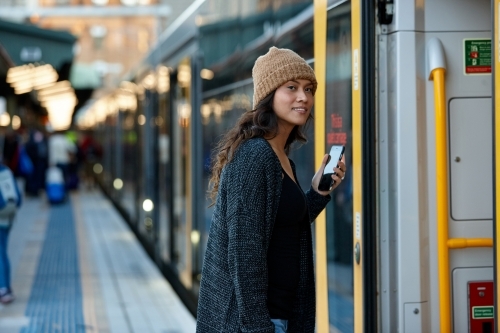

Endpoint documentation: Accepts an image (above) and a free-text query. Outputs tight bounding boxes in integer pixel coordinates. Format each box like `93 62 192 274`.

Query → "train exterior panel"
377 0 494 331
78 0 499 331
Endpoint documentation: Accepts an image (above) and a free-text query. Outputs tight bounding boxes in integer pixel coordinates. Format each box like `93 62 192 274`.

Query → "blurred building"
0 0 194 98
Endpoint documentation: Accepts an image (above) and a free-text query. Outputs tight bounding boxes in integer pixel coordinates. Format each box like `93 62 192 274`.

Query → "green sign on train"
464 39 491 75
472 306 494 319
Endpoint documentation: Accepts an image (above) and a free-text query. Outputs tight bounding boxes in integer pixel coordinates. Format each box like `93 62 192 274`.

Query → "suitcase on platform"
46 166 65 204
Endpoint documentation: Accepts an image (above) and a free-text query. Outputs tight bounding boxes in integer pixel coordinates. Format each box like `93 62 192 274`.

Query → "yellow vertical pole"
313 0 329 331
494 0 500 325
351 0 364 332
430 68 450 333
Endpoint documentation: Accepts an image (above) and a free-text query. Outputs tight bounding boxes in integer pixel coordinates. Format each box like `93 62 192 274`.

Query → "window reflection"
172 58 193 289
325 2 354 332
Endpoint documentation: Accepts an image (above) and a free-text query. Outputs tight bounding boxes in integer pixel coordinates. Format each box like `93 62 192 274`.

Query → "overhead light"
116 90 137 111
113 178 123 190
141 73 156 90
6 64 36 81
157 66 170 93
177 64 191 87
37 80 72 96
14 87 33 95
0 114 10 127
44 92 78 131
6 64 58 95
7 64 54 82
143 199 153 212
93 163 103 174
41 93 77 107
200 69 214 80
191 230 200 245
201 103 210 124
11 80 36 91
138 114 146 125
11 116 21 130
39 91 76 104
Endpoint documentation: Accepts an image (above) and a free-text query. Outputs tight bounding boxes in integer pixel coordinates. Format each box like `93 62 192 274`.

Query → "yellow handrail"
448 238 493 249
429 55 493 333
430 67 451 333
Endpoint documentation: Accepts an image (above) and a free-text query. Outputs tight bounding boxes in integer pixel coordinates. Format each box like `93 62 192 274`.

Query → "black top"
267 171 308 319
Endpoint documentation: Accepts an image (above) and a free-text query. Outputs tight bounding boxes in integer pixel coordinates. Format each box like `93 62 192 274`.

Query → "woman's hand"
311 154 347 196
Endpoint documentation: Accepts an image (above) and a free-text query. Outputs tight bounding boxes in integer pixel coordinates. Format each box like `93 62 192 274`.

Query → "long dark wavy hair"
208 90 313 204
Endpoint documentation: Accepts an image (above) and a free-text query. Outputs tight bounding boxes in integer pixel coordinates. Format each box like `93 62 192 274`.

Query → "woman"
196 47 347 333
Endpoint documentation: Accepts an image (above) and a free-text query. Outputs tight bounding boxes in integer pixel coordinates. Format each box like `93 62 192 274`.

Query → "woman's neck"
266 126 292 156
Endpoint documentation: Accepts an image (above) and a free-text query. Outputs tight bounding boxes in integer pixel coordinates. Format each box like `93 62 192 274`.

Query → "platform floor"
0 189 196 333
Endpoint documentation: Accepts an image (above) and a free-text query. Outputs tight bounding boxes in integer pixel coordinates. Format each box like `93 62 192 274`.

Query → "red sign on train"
327 113 347 145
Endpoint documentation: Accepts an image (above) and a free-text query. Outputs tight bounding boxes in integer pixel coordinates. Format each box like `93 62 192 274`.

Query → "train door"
378 0 493 332
318 0 495 332
315 0 376 331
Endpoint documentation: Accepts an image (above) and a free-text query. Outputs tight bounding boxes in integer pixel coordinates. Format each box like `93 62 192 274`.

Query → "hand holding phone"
317 145 345 191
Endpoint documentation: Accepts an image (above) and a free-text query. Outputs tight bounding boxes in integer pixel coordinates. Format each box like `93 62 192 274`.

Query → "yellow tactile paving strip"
72 191 110 333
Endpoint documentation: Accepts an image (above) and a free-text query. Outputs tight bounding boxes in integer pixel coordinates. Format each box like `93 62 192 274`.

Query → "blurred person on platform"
0 162 22 304
78 131 102 189
64 131 80 190
24 129 49 196
0 129 21 303
48 130 77 188
2 129 21 176
196 47 347 333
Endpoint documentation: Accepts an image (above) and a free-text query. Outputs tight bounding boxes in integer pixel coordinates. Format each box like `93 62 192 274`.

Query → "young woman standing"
196 47 347 333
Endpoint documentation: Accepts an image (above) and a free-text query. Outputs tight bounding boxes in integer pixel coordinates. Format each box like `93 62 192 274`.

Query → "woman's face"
272 79 314 130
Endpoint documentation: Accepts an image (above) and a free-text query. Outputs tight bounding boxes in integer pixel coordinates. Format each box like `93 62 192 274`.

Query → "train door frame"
314 0 377 331
359 0 377 331
313 2 328 331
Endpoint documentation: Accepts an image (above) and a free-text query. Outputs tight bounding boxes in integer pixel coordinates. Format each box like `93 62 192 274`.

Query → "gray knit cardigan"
196 137 331 333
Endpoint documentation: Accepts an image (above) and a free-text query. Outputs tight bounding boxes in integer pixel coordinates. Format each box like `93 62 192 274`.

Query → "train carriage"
79 0 500 331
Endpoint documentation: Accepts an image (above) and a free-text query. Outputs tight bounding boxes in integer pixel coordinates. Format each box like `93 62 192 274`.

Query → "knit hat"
252 47 317 108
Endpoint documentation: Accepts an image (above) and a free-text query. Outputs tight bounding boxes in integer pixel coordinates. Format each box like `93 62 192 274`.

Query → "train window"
157 78 172 264
171 58 194 289
324 2 354 332
120 109 139 224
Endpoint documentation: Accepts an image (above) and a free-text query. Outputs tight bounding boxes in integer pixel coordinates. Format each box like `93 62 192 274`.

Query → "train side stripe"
313 0 329 331
351 1 364 332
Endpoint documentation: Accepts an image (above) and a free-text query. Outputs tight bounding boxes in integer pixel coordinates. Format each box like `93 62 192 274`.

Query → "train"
77 0 498 332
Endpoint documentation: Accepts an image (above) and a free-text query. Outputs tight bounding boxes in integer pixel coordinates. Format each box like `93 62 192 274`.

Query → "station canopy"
0 19 76 73
0 19 83 130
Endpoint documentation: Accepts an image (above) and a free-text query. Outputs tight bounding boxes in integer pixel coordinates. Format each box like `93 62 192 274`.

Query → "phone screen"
318 145 345 191
323 145 344 176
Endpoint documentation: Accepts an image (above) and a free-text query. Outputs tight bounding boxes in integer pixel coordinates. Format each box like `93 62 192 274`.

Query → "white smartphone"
318 145 345 191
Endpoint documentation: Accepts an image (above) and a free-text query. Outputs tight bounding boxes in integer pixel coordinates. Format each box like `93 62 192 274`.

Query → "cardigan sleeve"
305 186 331 222
226 144 276 333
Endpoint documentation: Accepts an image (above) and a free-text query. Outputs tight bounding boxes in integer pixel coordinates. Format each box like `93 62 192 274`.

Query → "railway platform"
0 188 196 333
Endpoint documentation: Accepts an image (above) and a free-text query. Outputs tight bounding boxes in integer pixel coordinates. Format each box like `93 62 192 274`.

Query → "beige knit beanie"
252 46 317 108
